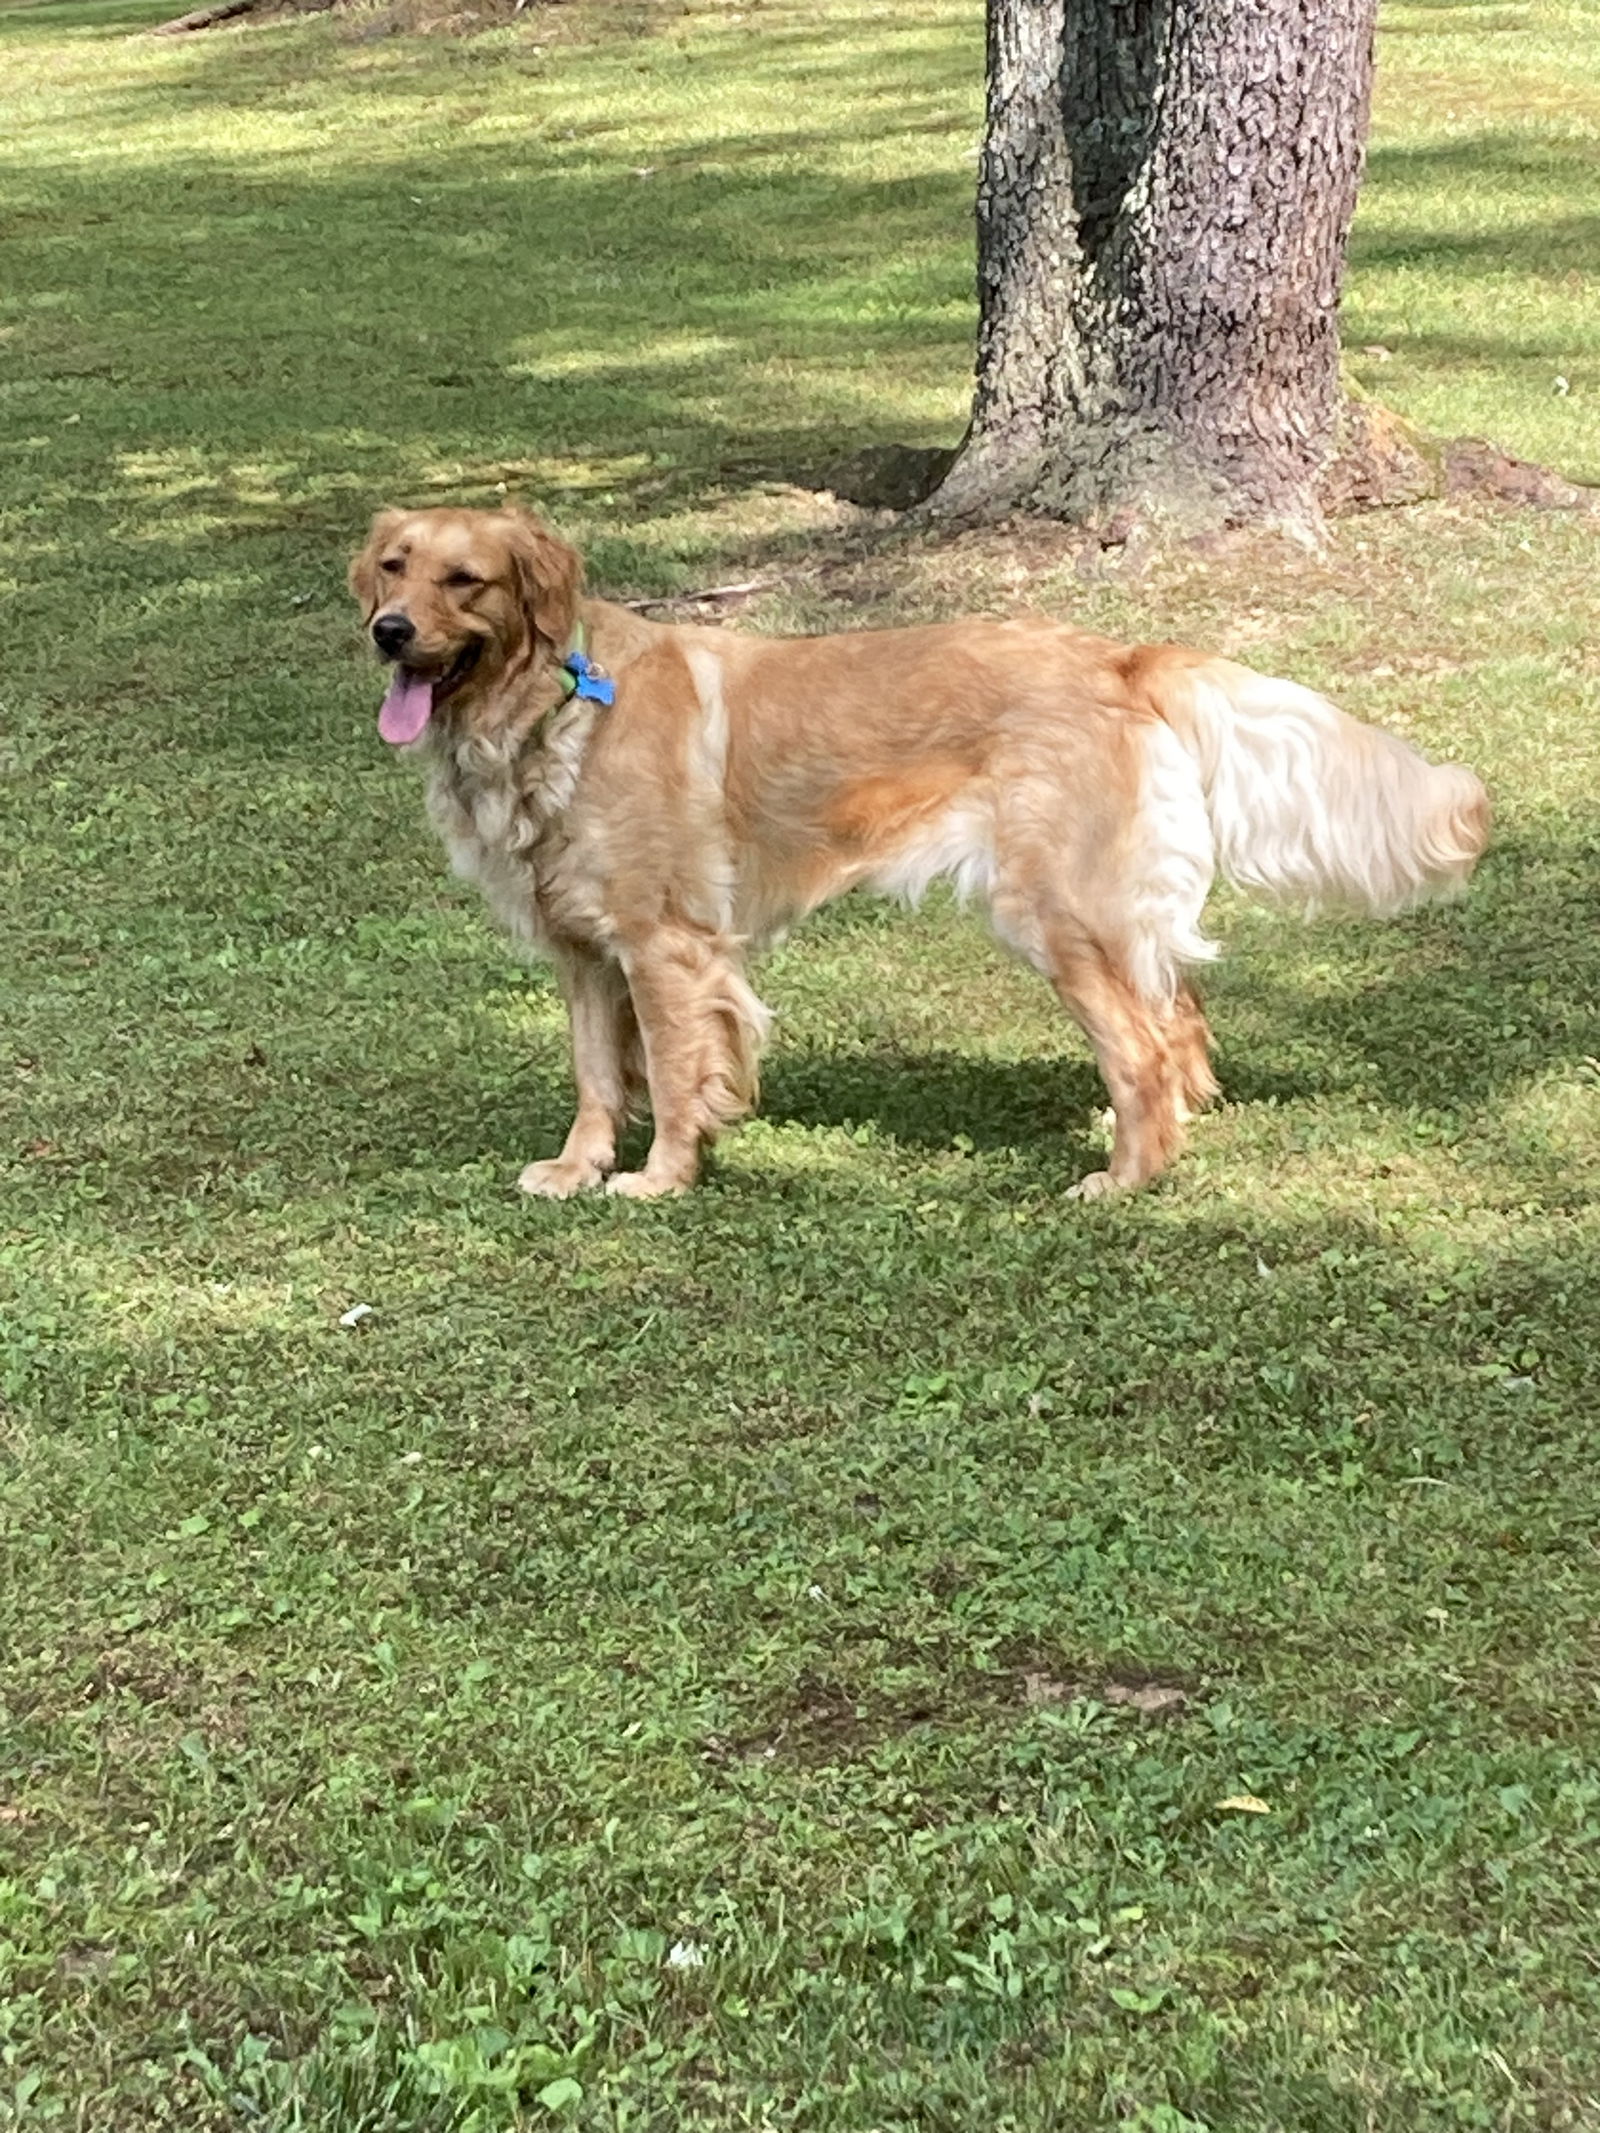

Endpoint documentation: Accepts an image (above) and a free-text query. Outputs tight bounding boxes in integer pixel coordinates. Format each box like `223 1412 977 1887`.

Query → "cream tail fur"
1149 656 1490 926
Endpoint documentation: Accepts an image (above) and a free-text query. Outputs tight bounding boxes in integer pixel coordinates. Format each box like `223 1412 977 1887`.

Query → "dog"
349 505 1489 1200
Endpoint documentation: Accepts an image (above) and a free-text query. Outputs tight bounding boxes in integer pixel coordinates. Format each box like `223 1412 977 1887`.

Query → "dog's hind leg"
1168 980 1219 1126
1040 937 1194 1199
988 723 1217 1197
605 927 771 1199
519 949 643 1198
972 846 1213 1193
1088 977 1217 1190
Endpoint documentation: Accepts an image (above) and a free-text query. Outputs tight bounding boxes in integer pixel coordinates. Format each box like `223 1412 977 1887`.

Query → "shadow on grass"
759 834 1600 1154
1356 137 1600 286
1354 210 1600 281
6 6 1598 1227
16 1146 1598 1519
11 824 1593 1225
2 8 978 586
8 48 1596 721
760 1045 1104 1161
0 0 178 31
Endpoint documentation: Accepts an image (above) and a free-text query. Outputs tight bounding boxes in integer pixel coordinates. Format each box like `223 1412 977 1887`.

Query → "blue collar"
558 623 616 707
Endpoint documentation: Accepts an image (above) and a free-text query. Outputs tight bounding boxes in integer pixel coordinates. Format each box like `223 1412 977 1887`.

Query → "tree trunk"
928 0 1379 538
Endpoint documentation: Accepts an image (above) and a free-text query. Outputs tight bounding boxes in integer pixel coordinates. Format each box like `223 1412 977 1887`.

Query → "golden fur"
350 506 1489 1199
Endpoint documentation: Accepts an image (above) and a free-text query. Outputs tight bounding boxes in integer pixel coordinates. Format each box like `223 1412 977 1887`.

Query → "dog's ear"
348 509 406 616
503 510 584 649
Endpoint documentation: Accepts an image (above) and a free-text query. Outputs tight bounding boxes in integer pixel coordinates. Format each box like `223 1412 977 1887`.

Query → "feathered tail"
1136 648 1490 916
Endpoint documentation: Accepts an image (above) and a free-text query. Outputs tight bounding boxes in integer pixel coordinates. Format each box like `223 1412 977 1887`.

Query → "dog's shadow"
760 1046 1103 1159
755 1039 1312 1160
108 836 1593 1204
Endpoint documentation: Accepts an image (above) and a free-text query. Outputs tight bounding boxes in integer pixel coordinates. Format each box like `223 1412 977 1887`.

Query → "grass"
2 0 1599 2126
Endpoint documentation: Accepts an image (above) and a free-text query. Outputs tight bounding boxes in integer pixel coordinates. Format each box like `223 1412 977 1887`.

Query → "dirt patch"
702 1671 948 1769
703 1650 1195 1769
996 1639 1195 1720
85 1647 197 1710
1020 1669 1189 1718
1101 1679 1189 1717
1442 436 1596 512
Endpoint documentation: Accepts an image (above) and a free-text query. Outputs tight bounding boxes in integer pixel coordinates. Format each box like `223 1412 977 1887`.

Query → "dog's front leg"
518 949 641 1198
605 928 766 1199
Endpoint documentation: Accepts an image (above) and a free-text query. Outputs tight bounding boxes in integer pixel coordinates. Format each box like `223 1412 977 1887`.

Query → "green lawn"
2 1 1599 2127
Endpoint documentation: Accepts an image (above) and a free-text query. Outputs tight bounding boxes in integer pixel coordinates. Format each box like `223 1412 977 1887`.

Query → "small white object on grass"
338 1303 375 1329
667 1940 706 1970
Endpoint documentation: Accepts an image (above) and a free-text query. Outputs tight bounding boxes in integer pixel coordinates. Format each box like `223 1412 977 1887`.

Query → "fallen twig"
149 0 265 29
622 578 773 612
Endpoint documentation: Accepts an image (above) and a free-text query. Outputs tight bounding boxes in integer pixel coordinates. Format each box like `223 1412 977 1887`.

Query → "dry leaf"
1215 1793 1272 1814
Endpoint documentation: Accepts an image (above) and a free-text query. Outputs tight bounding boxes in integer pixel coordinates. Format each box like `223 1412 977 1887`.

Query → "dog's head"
348 506 583 746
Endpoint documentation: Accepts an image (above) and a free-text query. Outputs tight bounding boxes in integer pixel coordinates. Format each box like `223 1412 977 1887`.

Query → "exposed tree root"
823 394 1594 549
1319 394 1595 517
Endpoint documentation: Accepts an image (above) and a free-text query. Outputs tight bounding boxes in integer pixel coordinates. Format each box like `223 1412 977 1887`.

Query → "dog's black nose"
372 612 415 657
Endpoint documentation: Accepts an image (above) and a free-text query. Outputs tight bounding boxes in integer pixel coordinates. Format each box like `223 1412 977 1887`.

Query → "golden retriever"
349 506 1488 1200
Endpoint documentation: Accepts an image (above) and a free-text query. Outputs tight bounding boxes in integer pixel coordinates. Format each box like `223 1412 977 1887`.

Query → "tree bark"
928 0 1379 538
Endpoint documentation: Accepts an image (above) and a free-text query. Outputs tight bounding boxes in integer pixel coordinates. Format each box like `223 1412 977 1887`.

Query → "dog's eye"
445 570 482 591
379 556 405 575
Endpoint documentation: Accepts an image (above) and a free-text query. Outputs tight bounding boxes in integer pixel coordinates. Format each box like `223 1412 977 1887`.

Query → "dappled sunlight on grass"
1354 7 1600 478
4 0 1600 2125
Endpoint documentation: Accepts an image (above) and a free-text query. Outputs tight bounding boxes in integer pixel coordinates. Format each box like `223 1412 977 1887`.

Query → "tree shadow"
1356 136 1600 286
1241 832 1600 1116
744 853 1595 1179
8 0 1598 1229
5 138 973 548
1353 211 1600 280
3 85 980 752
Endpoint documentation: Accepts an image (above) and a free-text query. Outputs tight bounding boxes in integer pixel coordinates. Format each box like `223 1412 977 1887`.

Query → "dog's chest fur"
422 703 608 950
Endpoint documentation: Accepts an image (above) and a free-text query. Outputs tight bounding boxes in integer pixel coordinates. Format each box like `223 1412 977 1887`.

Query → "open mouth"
376 643 481 746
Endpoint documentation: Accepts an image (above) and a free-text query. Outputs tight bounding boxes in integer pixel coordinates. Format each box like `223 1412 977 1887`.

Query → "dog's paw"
518 1157 604 1199
604 1169 689 1201
1066 1168 1123 1202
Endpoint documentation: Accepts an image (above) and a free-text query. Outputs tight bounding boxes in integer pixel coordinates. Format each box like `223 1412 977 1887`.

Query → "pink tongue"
378 672 435 746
